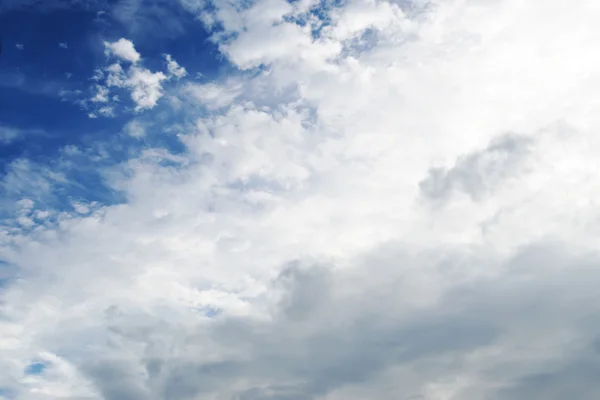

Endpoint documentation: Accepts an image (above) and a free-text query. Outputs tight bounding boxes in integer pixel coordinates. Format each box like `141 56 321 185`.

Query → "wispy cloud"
0 125 47 145
164 54 187 79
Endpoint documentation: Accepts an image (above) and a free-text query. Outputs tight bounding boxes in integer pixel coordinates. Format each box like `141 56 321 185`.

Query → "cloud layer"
3 0 600 399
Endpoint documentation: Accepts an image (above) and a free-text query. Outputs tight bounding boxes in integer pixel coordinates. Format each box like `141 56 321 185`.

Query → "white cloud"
87 41 170 114
4 0 600 399
123 119 146 138
126 67 167 111
103 38 141 64
15 43 24 50
90 84 109 103
58 42 68 49
183 79 243 109
97 105 115 117
165 54 187 79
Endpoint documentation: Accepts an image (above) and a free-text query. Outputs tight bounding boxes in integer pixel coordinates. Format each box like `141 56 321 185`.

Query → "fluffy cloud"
3 0 600 399
104 38 141 64
86 40 185 114
126 67 167 111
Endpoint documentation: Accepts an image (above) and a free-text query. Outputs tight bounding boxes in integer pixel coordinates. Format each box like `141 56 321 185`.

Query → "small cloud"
104 38 140 64
98 106 115 117
0 125 46 144
165 54 187 79
65 72 73 79
17 216 35 228
17 198 34 211
15 43 24 50
90 84 110 103
34 210 51 220
91 69 104 82
84 39 173 117
59 42 68 49
72 202 90 214
124 120 146 138
0 126 20 144
127 67 167 111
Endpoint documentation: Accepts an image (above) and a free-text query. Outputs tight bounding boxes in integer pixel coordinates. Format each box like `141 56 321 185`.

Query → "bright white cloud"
126 67 167 111
4 0 600 399
86 42 181 114
103 38 141 64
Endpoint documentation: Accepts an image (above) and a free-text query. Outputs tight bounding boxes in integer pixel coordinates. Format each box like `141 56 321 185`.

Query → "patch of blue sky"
24 361 47 375
192 305 223 319
284 0 344 39
204 307 222 318
0 387 15 400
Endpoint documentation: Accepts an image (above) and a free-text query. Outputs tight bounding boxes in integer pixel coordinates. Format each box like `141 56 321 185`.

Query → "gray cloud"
419 134 534 203
59 242 600 400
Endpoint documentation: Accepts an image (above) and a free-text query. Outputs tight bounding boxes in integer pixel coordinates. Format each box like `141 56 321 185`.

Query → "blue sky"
0 0 230 216
3 0 600 399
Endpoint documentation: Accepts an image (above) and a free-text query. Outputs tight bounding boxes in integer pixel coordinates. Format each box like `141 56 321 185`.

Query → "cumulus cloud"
4 0 600 399
126 67 167 111
86 40 185 114
104 38 141 64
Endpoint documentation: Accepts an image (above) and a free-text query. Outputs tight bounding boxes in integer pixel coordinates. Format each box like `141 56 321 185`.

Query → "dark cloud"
67 242 600 399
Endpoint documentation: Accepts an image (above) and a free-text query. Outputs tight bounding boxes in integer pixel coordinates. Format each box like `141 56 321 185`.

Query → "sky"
1 0 600 399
